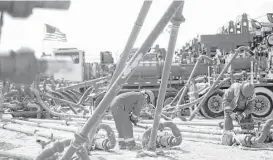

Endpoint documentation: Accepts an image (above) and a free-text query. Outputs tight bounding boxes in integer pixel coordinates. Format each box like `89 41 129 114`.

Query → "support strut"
147 1 185 151
59 1 184 159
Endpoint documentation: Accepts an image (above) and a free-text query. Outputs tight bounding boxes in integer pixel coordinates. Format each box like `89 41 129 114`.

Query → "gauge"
267 34 273 46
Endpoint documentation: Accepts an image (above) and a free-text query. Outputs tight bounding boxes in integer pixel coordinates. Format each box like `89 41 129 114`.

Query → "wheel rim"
164 97 174 106
207 95 223 114
254 95 271 116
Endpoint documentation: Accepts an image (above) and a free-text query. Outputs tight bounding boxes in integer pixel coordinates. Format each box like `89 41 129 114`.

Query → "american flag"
43 24 67 42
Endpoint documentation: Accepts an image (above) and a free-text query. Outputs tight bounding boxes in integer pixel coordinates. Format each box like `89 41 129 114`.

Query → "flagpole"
41 24 45 57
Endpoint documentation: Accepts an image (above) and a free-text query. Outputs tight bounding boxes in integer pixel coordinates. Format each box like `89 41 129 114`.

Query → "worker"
221 82 256 146
110 90 154 150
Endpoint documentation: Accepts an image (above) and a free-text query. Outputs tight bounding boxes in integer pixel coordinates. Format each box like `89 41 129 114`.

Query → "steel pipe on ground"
10 119 224 142
0 151 33 160
14 118 223 136
0 122 74 139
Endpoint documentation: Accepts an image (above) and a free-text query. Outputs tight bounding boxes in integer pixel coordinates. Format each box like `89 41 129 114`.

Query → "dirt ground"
0 126 272 160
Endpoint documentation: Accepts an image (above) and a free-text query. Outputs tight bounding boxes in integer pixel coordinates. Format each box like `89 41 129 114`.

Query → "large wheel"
253 87 273 118
201 90 225 118
164 96 174 107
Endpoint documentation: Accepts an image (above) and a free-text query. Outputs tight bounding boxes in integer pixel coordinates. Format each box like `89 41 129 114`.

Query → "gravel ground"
0 125 272 160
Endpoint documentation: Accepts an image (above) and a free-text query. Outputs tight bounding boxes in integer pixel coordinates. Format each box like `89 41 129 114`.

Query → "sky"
1 0 273 62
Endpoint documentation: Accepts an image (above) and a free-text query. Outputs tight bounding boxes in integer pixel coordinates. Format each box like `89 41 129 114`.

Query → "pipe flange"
71 133 89 150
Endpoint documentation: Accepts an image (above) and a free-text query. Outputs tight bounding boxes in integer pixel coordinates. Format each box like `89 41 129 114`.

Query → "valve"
142 121 182 148
93 138 111 150
91 123 116 151
222 119 273 147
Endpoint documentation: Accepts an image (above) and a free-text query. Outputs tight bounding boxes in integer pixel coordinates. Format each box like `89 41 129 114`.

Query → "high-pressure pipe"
147 1 185 151
85 0 153 153
176 55 214 106
109 0 152 87
187 46 251 121
59 1 184 159
55 76 111 92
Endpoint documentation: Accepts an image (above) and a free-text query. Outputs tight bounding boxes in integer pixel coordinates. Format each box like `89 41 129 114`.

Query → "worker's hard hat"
141 90 155 104
241 82 255 99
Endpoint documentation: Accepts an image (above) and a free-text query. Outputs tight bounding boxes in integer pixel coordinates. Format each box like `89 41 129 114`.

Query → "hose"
235 119 273 147
34 90 88 119
77 87 93 105
46 91 78 114
60 91 78 103
142 121 182 148
35 139 71 160
70 90 83 98
93 123 116 150
160 121 182 147
41 92 89 113
26 102 42 119
65 90 80 102
43 78 56 92
251 119 273 144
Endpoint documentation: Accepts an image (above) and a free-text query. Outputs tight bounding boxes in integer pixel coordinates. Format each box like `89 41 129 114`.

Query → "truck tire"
253 87 273 118
164 96 175 107
198 93 213 119
201 90 225 118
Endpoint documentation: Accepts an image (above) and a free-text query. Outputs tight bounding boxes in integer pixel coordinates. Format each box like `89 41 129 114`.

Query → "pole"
85 0 153 152
109 0 152 87
59 1 183 159
147 1 184 151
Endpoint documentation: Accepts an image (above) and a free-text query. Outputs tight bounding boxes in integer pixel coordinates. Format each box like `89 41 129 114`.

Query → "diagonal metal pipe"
147 1 185 151
187 46 251 121
109 0 152 87
86 0 153 152
59 1 184 159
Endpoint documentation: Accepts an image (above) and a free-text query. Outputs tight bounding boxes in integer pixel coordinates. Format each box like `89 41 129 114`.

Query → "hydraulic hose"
142 121 182 148
66 90 80 102
235 119 273 147
60 91 78 103
77 87 93 105
92 123 116 150
34 90 88 119
43 78 56 92
41 92 89 113
27 102 42 118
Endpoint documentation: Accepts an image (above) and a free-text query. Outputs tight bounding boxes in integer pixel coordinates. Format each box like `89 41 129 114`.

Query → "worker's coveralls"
110 92 146 144
222 83 255 131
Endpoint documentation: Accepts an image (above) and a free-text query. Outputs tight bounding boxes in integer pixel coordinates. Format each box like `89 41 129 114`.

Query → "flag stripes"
44 24 67 42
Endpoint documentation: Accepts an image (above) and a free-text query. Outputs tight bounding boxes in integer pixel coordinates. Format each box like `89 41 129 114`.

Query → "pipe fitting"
142 121 182 148
92 123 116 150
235 119 273 147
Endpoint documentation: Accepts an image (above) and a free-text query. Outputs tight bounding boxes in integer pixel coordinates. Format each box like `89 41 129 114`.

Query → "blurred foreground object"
0 1 70 18
0 47 74 85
